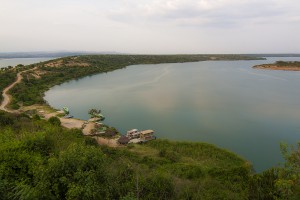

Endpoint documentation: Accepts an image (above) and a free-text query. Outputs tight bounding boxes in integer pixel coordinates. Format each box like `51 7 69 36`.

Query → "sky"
0 0 300 54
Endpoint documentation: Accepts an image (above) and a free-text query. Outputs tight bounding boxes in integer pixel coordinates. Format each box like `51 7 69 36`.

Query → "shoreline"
20 104 121 147
253 65 300 71
253 61 300 71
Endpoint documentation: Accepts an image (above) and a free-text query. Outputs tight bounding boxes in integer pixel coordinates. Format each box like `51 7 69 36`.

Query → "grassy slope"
0 70 17 102
0 111 251 199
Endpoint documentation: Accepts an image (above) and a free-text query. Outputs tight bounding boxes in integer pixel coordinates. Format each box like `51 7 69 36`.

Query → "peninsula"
253 61 300 71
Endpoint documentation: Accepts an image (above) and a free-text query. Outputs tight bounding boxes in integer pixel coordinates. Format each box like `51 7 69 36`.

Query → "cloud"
0 0 299 53
107 0 300 28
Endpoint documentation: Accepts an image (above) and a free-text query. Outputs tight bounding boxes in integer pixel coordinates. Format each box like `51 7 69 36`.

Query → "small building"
105 129 117 137
118 136 130 145
140 130 156 142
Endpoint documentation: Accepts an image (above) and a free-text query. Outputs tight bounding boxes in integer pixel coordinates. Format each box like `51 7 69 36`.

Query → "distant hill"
1 52 299 59
245 54 300 57
0 51 120 58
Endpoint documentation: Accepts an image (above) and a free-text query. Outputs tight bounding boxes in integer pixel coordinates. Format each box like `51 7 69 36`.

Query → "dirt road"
0 72 23 112
0 68 36 112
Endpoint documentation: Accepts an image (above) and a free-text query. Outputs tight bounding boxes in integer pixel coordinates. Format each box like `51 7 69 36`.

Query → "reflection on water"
45 57 300 172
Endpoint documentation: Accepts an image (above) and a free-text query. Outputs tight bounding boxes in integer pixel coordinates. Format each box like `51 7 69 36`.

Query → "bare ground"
253 65 300 71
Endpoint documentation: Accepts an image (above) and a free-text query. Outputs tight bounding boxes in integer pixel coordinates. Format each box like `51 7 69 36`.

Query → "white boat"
126 129 140 139
126 129 156 143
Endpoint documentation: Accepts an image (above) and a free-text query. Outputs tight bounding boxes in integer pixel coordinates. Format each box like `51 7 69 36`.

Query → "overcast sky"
1 0 299 54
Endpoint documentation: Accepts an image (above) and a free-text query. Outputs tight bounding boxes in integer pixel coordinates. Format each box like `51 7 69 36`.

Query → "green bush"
48 116 61 126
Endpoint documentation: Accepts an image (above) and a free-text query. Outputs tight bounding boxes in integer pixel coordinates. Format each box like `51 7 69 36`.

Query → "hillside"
0 111 251 199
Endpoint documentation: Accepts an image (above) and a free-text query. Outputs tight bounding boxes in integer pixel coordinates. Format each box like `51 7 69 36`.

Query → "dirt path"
0 71 23 112
1 68 120 147
0 68 37 112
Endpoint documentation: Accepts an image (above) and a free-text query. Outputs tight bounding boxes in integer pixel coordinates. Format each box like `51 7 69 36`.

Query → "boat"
139 130 156 143
126 129 156 144
126 129 141 139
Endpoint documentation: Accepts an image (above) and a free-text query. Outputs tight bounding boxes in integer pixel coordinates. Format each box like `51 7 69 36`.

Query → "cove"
45 57 300 172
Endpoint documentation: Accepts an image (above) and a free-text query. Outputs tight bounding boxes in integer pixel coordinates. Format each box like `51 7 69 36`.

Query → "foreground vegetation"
8 54 263 108
0 111 299 199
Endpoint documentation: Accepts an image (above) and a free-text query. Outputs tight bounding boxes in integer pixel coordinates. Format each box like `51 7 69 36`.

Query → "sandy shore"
253 65 300 71
93 136 119 147
0 68 120 148
20 105 120 147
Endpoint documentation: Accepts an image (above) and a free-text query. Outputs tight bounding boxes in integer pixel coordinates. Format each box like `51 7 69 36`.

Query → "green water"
45 57 300 172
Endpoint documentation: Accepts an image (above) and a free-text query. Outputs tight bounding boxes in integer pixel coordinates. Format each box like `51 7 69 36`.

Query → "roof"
105 129 117 137
118 136 130 144
127 129 138 133
140 130 154 135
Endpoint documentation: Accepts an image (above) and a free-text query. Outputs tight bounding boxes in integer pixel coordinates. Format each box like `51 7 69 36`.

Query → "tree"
88 108 101 117
88 108 105 121
275 143 300 199
48 116 61 126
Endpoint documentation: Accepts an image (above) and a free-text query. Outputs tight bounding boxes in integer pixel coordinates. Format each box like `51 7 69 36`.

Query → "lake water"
45 57 300 172
0 57 55 68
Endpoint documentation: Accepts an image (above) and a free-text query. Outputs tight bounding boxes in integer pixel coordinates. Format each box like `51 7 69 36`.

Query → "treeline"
0 111 299 199
275 61 300 67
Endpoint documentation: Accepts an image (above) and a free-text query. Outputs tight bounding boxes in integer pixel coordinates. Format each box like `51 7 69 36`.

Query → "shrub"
48 116 61 126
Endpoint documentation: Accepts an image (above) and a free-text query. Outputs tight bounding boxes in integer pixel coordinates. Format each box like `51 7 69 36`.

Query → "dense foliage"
0 69 17 102
0 111 251 199
8 54 262 108
0 64 32 103
0 112 299 199
275 61 300 67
